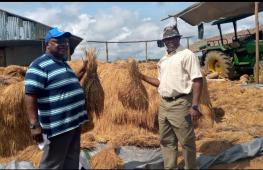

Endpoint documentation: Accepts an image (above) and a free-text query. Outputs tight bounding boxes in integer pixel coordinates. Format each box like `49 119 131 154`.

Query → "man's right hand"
30 127 43 143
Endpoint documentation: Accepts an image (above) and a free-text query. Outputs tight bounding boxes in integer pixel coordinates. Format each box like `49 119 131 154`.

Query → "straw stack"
82 49 105 118
196 73 215 129
118 58 149 111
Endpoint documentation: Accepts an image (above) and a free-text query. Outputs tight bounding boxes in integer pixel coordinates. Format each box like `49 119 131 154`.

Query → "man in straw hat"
24 27 88 169
139 25 203 169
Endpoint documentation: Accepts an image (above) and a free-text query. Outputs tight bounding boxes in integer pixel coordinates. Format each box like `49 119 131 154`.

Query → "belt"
162 93 187 102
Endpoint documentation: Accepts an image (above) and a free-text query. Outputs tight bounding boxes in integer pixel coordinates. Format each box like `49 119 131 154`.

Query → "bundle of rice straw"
82 48 104 118
3 65 27 78
118 58 149 111
90 145 124 169
196 73 215 129
0 81 33 156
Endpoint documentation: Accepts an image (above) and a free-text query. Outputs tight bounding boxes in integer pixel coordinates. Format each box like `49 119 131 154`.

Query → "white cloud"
142 17 152 22
24 8 62 27
22 4 262 61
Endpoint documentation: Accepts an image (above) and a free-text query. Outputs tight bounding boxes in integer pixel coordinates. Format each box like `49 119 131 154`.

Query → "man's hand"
138 71 160 87
189 107 202 122
82 59 88 71
76 59 88 80
30 126 43 143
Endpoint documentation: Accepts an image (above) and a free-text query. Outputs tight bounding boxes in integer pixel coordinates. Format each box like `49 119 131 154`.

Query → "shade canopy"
162 2 263 26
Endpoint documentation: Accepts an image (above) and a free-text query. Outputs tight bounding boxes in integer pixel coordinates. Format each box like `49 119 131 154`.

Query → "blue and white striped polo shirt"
25 53 88 138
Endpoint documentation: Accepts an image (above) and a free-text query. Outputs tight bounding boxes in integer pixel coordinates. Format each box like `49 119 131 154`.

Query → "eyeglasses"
49 39 69 46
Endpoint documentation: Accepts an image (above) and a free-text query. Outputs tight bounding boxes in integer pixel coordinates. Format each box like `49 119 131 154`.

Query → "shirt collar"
45 53 67 63
165 45 185 57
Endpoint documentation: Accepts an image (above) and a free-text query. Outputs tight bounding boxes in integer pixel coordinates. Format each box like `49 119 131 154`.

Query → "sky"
0 2 262 61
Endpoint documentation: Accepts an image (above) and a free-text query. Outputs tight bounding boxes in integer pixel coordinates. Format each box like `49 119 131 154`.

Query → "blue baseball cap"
44 27 71 44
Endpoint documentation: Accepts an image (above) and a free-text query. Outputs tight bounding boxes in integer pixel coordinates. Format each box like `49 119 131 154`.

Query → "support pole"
67 45 71 61
255 2 259 84
187 37 190 49
41 40 44 53
106 42 109 62
145 42 148 62
217 24 224 45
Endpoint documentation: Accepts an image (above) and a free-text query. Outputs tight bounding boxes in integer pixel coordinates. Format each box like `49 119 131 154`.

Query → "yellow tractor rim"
208 60 223 74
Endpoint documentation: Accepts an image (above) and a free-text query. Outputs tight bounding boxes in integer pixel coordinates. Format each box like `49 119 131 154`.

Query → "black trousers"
39 127 81 169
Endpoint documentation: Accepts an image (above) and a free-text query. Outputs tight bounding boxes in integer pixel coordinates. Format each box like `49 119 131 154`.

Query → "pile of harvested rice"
90 146 124 169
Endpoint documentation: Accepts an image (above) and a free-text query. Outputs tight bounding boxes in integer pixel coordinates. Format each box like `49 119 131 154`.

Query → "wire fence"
84 36 192 62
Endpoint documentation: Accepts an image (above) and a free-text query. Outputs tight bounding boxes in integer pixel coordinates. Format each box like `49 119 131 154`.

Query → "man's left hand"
189 107 202 122
81 59 88 72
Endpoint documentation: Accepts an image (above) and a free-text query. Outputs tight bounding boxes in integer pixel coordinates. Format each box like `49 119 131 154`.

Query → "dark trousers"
39 127 81 169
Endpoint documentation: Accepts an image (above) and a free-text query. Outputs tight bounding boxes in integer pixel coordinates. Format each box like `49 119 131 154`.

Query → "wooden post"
41 40 44 53
105 42 109 62
255 2 259 84
67 44 71 61
187 37 190 49
145 42 148 62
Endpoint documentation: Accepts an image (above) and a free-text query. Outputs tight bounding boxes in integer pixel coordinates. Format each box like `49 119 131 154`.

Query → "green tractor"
199 14 263 80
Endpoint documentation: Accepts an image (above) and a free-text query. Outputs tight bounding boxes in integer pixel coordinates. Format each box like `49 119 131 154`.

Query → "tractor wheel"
254 61 263 83
204 51 236 79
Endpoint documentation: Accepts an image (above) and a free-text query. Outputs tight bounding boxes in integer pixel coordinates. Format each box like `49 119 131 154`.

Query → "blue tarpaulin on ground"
0 137 262 169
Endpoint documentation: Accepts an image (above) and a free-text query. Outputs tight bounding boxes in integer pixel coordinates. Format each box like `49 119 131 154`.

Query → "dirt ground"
194 79 263 169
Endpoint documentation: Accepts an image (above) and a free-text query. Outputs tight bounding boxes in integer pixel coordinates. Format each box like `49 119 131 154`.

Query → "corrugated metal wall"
0 10 50 41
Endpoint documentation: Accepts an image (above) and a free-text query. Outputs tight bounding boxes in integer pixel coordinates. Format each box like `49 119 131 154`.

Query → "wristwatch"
191 105 199 111
29 122 41 129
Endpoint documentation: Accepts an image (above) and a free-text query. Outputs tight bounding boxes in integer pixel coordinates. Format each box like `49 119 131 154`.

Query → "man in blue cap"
24 27 88 169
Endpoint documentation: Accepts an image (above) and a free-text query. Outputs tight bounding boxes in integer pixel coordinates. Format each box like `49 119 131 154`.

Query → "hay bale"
118 58 149 111
82 48 105 118
90 146 124 169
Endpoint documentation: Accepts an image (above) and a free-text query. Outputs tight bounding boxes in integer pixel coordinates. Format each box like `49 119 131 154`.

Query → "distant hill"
189 25 263 52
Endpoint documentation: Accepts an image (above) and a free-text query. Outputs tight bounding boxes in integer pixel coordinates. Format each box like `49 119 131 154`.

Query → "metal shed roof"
0 8 83 54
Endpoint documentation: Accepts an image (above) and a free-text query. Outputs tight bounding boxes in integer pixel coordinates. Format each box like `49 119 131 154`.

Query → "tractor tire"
254 61 263 83
204 51 236 79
